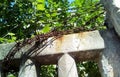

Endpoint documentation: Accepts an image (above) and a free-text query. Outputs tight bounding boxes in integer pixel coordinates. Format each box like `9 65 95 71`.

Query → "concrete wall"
99 29 120 77
100 0 120 36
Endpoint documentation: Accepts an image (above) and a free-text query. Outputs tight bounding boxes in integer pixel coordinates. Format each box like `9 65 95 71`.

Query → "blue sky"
68 0 74 3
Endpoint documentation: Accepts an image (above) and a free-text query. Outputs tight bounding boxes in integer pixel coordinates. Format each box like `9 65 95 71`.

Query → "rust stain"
54 31 90 53
78 31 88 38
76 32 90 48
55 35 64 53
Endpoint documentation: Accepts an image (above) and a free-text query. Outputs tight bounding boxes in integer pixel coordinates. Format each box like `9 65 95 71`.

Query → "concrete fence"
0 0 120 77
0 29 120 77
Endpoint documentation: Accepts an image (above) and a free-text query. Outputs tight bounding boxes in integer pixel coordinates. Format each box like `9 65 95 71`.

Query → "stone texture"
58 54 78 77
0 43 15 60
100 0 120 36
99 30 120 77
39 30 104 55
18 59 38 77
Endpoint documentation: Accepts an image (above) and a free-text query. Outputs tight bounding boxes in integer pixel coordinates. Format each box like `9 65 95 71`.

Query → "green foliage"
36 61 101 77
7 74 16 77
0 32 16 43
77 61 101 77
7 71 18 77
40 65 57 77
0 0 104 43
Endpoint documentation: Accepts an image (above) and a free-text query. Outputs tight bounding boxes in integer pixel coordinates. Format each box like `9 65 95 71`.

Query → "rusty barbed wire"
3 11 104 64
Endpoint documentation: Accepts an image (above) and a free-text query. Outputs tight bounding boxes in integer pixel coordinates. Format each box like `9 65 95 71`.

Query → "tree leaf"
36 0 44 3
37 4 45 10
7 33 15 36
42 25 51 33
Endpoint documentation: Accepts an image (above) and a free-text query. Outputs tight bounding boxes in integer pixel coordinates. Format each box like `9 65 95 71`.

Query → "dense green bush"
0 0 105 42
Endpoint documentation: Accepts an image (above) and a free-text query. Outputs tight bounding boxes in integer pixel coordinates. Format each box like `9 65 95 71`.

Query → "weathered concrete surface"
0 43 15 60
39 30 104 55
0 29 120 77
58 54 78 77
100 0 120 76
0 30 104 64
18 59 38 77
100 0 120 36
99 29 120 77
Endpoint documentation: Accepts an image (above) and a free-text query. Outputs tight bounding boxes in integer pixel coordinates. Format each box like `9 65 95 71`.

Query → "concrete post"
18 58 38 77
99 30 120 77
58 53 78 77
